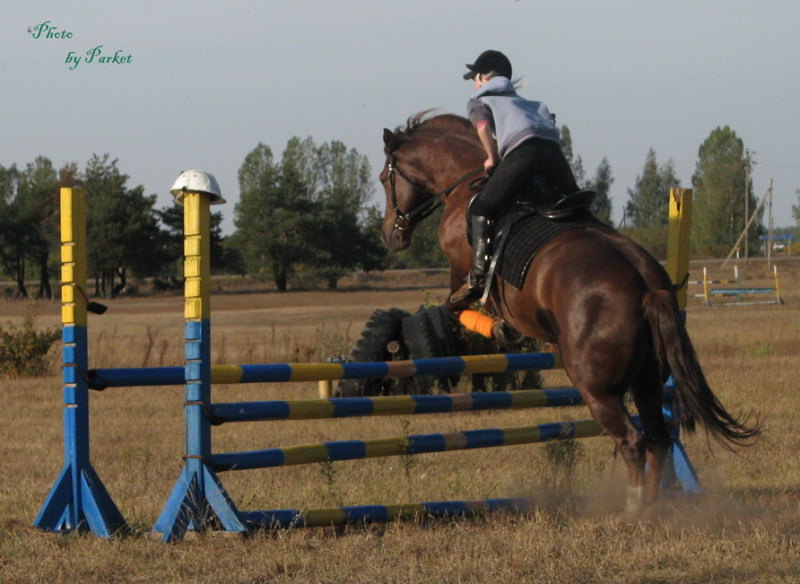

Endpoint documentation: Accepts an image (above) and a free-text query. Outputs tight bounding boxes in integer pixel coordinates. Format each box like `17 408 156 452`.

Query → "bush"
0 303 60 379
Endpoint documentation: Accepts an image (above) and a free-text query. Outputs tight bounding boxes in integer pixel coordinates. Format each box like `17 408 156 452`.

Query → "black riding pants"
469 138 579 219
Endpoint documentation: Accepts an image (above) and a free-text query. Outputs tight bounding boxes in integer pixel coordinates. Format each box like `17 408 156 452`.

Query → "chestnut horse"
379 112 757 509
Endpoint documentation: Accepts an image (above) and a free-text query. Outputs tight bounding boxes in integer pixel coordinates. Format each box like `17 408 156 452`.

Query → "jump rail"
87 352 563 389
689 265 783 306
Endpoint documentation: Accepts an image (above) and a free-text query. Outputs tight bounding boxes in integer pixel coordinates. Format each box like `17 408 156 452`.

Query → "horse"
378 111 757 510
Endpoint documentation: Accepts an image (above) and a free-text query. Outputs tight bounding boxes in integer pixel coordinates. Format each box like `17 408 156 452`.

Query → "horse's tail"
642 289 759 449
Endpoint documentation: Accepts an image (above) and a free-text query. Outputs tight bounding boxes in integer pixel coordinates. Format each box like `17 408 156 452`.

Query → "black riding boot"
449 215 493 308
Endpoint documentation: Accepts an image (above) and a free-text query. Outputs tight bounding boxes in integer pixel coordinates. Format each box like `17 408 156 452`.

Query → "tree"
588 157 613 225
562 125 616 224
16 157 59 298
0 159 60 298
232 138 386 291
232 142 315 291
560 125 586 187
306 140 386 288
84 154 166 297
792 187 800 224
691 127 761 257
623 149 680 257
0 164 26 296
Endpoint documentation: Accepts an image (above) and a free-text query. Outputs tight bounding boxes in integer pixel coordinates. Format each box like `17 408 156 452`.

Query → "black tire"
425 305 460 357
401 309 446 394
423 305 461 390
336 308 409 397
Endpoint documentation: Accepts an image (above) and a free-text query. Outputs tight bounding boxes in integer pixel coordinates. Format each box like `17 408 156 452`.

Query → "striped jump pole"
210 418 606 472
211 419 607 529
34 188 125 537
88 351 563 389
241 498 531 530
208 387 583 424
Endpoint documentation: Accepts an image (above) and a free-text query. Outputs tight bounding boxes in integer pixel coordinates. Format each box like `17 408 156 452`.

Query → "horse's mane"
393 110 475 144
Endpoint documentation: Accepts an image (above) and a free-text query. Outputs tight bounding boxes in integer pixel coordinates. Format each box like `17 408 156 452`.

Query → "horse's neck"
423 137 482 187
404 128 481 222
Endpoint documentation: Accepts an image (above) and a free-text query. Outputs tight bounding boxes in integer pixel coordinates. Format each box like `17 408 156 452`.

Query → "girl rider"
451 50 579 307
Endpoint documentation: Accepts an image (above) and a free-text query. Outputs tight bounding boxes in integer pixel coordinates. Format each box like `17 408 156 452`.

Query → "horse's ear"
383 128 396 149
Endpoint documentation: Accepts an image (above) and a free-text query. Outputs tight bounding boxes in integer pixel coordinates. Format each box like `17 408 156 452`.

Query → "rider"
450 49 580 307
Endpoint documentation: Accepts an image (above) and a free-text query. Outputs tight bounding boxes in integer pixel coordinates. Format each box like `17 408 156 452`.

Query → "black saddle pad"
496 209 604 289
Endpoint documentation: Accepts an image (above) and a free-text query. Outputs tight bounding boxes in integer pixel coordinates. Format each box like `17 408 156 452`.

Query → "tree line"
0 125 773 298
0 154 231 298
228 138 386 291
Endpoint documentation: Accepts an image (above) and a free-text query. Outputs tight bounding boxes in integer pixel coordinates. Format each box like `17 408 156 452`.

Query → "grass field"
1 260 799 583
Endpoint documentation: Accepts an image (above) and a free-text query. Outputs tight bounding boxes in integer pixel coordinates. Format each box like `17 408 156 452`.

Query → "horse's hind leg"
630 358 671 505
579 386 647 513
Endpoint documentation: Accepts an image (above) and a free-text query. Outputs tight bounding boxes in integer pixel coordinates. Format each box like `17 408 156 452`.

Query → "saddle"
467 189 605 303
539 189 597 219
466 183 596 247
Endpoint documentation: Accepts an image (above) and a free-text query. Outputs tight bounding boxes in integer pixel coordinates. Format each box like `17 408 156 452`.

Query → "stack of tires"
335 305 542 397
335 306 459 397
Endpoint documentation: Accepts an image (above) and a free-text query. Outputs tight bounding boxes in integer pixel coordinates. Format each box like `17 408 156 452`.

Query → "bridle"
382 153 484 232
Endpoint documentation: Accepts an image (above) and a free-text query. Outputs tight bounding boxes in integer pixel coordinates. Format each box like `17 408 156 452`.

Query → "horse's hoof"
448 285 480 309
492 320 523 348
624 486 645 516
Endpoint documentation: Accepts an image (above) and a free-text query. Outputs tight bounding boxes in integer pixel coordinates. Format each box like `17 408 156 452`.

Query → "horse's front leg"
445 275 470 314
448 265 468 295
438 210 472 308
443 250 471 312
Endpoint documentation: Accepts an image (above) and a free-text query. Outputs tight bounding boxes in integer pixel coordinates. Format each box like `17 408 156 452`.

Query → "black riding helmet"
463 50 512 80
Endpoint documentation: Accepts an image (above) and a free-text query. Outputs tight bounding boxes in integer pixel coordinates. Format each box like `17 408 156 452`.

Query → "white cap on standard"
170 169 226 204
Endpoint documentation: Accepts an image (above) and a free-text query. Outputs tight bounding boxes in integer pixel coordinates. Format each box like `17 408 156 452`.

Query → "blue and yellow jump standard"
34 188 125 537
664 187 700 493
154 187 245 542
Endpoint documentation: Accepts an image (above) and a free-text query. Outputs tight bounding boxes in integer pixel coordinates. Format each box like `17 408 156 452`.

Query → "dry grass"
1 260 799 583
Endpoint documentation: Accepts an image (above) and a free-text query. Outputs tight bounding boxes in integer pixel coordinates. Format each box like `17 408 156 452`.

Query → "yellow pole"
666 188 692 310
183 192 211 322
60 187 88 329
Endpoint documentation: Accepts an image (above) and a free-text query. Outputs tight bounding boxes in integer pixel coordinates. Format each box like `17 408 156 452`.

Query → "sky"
3 1 799 235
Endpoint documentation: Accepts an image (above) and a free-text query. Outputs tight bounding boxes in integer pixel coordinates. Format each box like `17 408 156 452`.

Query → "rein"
383 156 484 231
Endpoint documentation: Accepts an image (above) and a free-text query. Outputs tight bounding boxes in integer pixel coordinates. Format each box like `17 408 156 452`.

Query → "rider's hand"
483 156 498 174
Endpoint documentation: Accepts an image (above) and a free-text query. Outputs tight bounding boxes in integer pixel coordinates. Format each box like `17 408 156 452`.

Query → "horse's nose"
381 226 406 252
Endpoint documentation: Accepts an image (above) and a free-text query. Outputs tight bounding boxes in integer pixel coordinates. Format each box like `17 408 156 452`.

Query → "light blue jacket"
467 76 560 158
